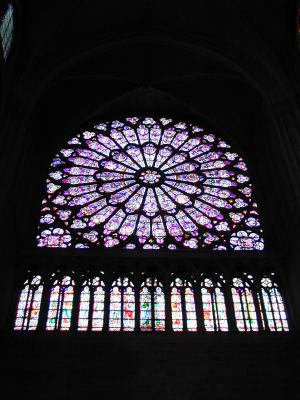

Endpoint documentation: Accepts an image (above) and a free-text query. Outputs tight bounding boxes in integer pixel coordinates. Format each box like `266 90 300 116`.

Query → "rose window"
37 116 264 250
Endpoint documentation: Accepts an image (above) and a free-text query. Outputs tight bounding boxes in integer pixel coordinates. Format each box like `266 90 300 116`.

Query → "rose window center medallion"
138 169 163 186
37 116 264 251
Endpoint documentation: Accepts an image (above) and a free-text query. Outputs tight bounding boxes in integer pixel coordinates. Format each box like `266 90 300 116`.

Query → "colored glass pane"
78 286 90 330
260 276 289 332
46 276 74 331
37 117 264 251
171 287 183 331
92 285 105 331
232 276 258 331
185 287 197 331
154 287 165 331
109 277 135 331
123 287 135 331
140 286 151 331
14 275 43 331
201 277 228 331
109 286 121 331
0 3 13 60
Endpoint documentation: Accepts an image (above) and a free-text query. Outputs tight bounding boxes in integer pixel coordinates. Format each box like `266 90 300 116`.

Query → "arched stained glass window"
201 275 228 331
171 278 197 332
0 2 13 60
78 276 105 331
231 275 258 331
14 275 43 331
46 275 74 331
140 278 165 331
109 277 135 331
36 116 264 251
260 274 289 332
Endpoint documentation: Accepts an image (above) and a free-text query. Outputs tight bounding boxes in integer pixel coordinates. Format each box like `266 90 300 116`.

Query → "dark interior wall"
1 1 300 398
4 333 300 399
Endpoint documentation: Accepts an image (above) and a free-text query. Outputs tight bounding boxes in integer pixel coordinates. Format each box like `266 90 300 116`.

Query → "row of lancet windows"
14 272 289 333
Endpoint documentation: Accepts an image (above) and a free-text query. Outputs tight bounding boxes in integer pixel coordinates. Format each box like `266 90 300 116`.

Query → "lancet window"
259 274 289 331
46 275 74 331
171 278 197 332
140 278 165 331
109 277 135 331
78 276 105 331
14 275 43 331
201 275 228 331
231 275 258 331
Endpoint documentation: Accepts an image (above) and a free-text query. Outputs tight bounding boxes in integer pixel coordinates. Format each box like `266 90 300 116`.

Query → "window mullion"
253 287 264 331
22 285 32 331
38 279 51 331
223 282 236 332
151 289 155 332
165 286 172 332
246 290 254 331
181 288 187 332
121 287 124 332
211 290 218 331
135 281 140 332
258 289 269 331
26 287 35 330
88 286 94 331
57 287 64 330
194 281 205 332
102 282 110 333
70 280 81 332
240 290 247 331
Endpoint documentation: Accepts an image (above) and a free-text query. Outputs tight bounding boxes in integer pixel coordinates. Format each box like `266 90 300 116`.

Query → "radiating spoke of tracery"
37 116 264 250
201 275 228 332
171 278 197 332
259 274 289 332
46 275 74 331
140 278 165 331
231 275 258 331
78 276 105 331
14 275 43 331
109 277 135 331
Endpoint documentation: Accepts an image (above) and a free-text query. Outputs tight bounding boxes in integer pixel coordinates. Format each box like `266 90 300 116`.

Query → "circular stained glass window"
37 116 264 250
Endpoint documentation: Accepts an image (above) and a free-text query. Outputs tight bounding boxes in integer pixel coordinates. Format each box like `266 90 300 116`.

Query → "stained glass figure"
109 277 135 331
260 274 289 332
171 278 197 332
37 117 264 251
78 276 105 331
140 278 165 331
14 275 43 331
46 275 74 331
201 275 228 331
231 275 258 331
0 3 13 60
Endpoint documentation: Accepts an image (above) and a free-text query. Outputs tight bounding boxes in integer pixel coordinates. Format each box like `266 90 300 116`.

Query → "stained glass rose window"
36 116 264 250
